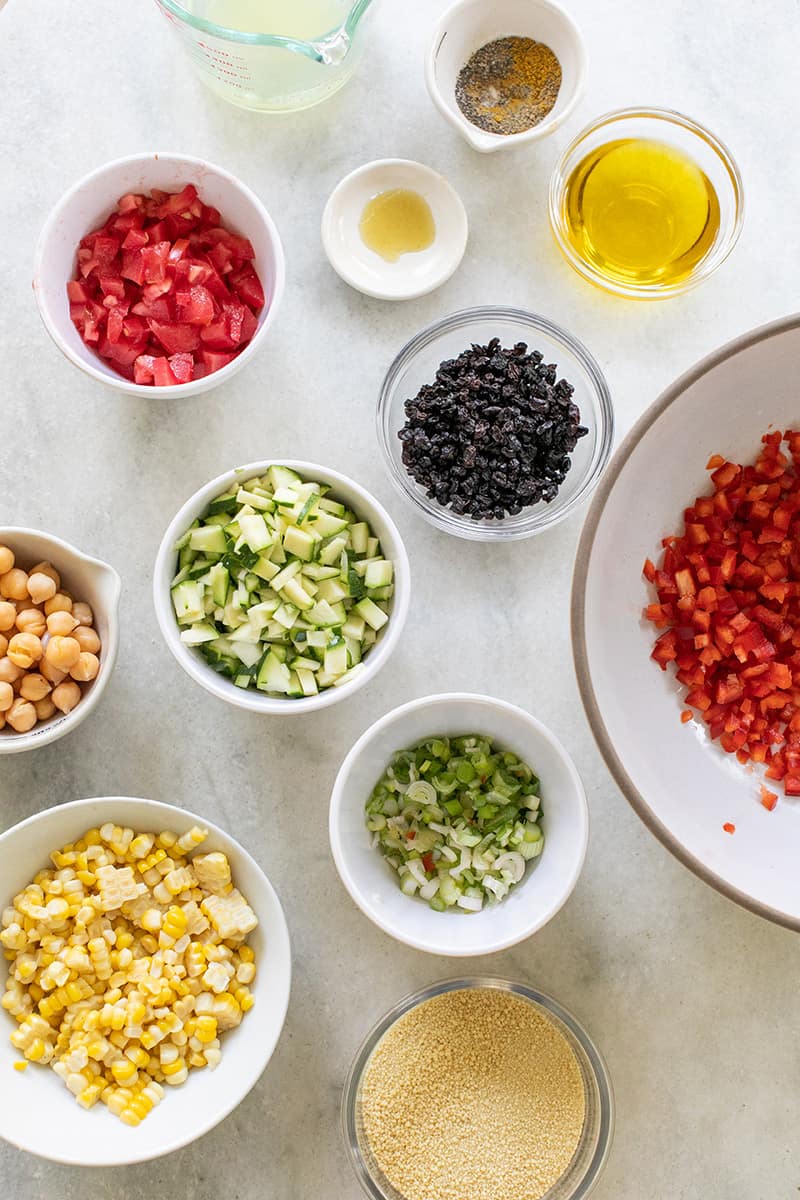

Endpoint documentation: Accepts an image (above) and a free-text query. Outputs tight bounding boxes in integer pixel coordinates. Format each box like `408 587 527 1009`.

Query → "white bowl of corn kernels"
0 795 291 1165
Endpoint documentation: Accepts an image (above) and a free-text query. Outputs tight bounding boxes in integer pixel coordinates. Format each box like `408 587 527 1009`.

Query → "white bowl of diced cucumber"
154 462 410 713
329 694 588 956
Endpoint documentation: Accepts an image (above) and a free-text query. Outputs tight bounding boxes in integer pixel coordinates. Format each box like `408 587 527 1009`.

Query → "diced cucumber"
313 511 349 538
323 642 348 676
189 525 228 555
267 465 302 491
171 581 205 624
274 603 299 630
315 577 348 605
301 563 340 581
283 525 315 561
270 560 302 591
355 598 389 631
289 655 320 672
319 534 348 566
317 497 346 517
306 600 342 627
365 560 393 589
232 641 262 668
342 614 366 640
306 629 330 648
296 669 318 696
281 576 314 611
206 493 237 516
208 563 230 609
179 622 218 645
236 487 275 512
239 514 273 553
349 522 369 555
252 555 280 582
366 537 379 557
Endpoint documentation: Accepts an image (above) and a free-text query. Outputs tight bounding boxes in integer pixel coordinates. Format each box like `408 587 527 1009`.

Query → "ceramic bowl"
425 0 587 153
377 306 613 541
321 159 468 300
0 795 291 1164
329 693 588 956
0 528 120 755
153 460 410 714
572 314 800 928
343 978 613 1200
33 152 285 398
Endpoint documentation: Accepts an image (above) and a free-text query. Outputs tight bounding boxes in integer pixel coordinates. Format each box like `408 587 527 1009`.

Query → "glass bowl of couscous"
343 978 613 1200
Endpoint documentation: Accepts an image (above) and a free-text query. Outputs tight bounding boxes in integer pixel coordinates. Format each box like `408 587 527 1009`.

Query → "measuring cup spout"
310 27 351 67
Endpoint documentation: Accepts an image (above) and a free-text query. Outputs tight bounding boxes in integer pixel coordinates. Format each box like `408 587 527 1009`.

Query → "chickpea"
0 635 6 658
0 601 16 632
52 681 81 714
45 635 80 671
44 592 73 615
70 652 100 682
0 681 13 712
0 568 29 601
15 608 46 638
0 546 14 575
0 656 23 685
29 561 60 590
26 571 57 605
40 657 67 686
5 698 37 733
72 601 94 627
0 712 4 730
34 696 56 721
7 633 44 669
73 625 100 654
20 673 52 702
46 610 79 637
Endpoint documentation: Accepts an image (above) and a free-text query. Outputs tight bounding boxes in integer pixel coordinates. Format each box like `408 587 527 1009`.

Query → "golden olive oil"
563 138 720 289
359 189 436 263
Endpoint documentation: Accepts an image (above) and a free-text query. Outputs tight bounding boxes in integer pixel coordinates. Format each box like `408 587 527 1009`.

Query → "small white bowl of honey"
321 159 468 301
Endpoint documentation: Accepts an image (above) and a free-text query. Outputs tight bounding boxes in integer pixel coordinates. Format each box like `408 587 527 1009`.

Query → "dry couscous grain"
361 987 585 1200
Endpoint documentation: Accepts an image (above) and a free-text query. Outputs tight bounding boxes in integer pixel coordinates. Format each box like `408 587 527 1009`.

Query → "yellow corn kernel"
111 1058 138 1085
104 1087 131 1117
156 831 178 850
235 987 255 1013
140 908 162 934
13 1060 27 1072
189 1052 207 1068
124 1045 150 1069
161 1056 186 1078
137 847 167 875
76 1081 103 1109
176 826 207 854
237 944 255 964
128 834 155 860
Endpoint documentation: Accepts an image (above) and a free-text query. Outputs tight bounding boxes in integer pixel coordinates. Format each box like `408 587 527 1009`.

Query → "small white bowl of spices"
343 978 613 1200
426 0 587 152
322 159 468 301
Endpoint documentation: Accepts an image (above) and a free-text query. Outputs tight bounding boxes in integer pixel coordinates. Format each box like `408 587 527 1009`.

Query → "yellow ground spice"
455 36 562 136
361 987 586 1200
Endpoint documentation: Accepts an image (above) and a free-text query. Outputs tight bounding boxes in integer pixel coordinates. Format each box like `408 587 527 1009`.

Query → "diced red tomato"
644 430 800 799
67 185 266 385
421 853 435 873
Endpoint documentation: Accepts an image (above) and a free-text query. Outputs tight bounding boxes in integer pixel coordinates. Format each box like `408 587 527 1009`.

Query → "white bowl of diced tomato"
33 152 285 397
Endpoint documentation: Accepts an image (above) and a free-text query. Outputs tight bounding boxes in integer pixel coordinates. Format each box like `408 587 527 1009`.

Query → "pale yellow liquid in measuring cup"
184 0 350 36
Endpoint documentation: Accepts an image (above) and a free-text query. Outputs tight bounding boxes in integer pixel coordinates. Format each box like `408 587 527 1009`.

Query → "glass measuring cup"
155 0 375 112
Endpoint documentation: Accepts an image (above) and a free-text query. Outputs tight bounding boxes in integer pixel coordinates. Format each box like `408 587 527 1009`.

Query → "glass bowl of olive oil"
549 107 743 299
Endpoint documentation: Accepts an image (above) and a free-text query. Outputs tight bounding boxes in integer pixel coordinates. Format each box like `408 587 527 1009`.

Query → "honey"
359 189 435 263
562 138 720 290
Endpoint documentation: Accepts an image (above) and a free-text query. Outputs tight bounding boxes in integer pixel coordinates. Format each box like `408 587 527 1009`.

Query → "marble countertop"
2 0 799 1196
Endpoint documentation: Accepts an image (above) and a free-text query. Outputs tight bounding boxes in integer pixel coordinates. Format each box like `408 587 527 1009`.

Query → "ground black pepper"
398 338 588 521
455 37 562 136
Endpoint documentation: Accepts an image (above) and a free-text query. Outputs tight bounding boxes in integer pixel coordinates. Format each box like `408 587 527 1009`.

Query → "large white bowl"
0 528 120 755
33 152 285 399
154 461 410 715
0 795 291 1165
572 314 800 930
329 694 588 956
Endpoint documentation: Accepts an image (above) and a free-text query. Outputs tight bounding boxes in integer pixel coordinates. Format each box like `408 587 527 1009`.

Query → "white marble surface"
1 0 799 1196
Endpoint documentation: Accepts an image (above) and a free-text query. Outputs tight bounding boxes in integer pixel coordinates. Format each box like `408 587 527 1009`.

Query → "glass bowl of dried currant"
377 306 613 540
